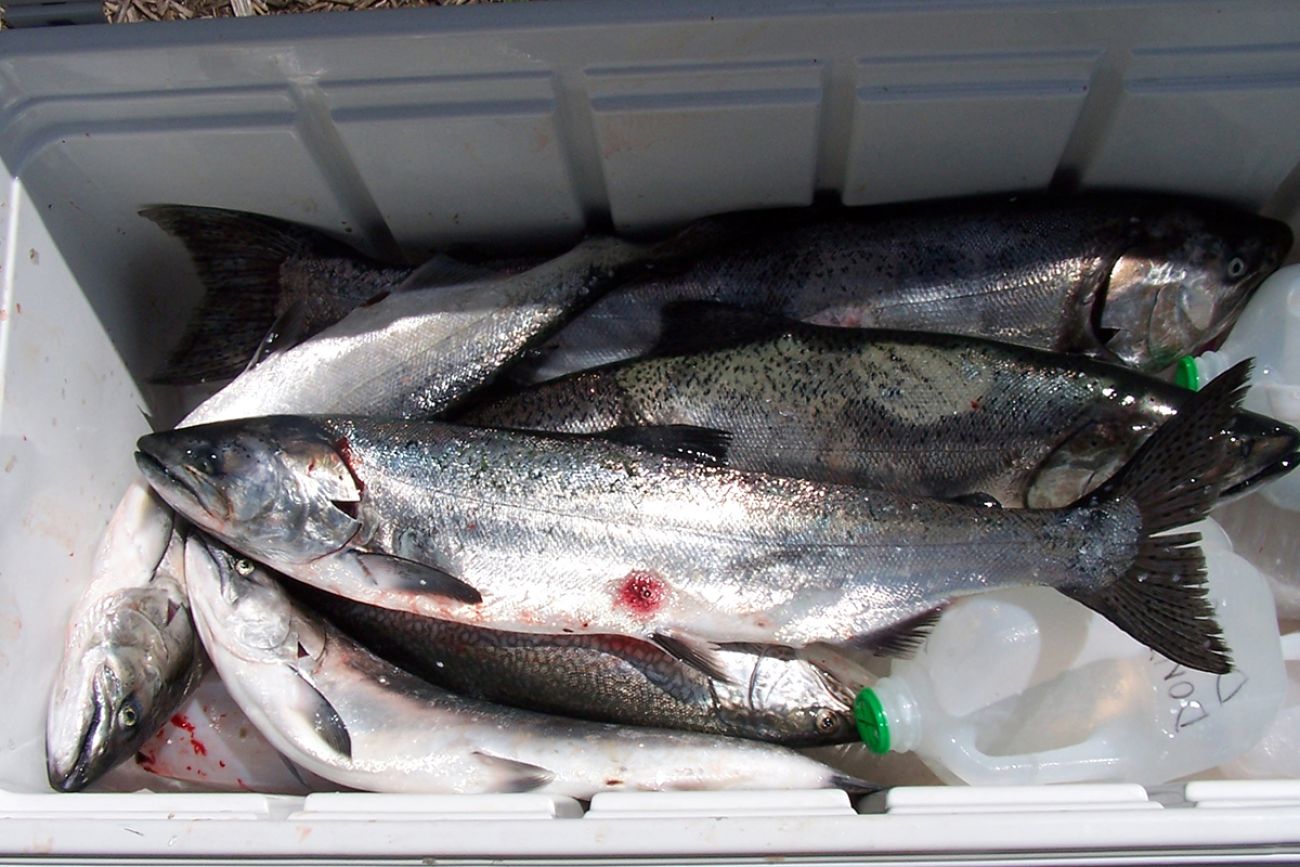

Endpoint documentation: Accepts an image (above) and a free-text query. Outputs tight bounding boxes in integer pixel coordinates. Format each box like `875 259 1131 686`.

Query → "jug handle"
933 722 1128 786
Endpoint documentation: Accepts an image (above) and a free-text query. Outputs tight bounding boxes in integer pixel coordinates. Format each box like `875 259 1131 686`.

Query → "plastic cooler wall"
2 0 1300 859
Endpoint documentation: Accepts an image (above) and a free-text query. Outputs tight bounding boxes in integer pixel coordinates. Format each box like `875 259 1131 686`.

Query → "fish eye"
117 701 140 728
1227 257 1247 279
815 709 839 732
234 558 256 577
186 450 219 477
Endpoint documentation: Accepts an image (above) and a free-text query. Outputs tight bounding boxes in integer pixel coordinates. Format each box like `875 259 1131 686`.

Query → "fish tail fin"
1059 359 1252 675
142 206 348 384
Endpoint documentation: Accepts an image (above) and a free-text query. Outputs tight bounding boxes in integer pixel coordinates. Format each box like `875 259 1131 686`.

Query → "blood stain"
615 570 666 617
170 714 195 734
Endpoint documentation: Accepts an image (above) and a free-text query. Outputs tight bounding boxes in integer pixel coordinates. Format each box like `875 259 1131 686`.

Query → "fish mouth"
1215 412 1300 504
1220 450 1300 502
47 678 104 793
135 449 227 525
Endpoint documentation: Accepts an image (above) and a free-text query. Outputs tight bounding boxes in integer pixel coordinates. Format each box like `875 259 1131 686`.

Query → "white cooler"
2 1 1299 862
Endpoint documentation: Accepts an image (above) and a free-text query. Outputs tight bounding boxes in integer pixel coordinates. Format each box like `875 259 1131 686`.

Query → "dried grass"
1 0 505 29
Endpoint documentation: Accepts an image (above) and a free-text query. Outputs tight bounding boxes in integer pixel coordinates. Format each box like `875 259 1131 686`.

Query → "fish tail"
142 206 349 384
1059 359 1252 675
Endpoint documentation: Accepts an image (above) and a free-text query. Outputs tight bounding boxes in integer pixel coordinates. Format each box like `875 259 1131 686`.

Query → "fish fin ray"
141 205 348 384
650 631 737 684
649 301 797 357
835 608 946 659
471 751 554 793
353 552 483 604
1064 360 1251 674
284 666 352 759
243 299 313 372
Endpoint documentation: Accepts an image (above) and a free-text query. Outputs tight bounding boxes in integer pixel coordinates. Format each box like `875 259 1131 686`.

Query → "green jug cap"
1176 356 1200 391
853 687 890 754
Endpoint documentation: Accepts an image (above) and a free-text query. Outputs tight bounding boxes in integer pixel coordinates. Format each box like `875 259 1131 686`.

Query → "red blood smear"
191 738 208 757
170 714 195 734
218 760 227 769
334 436 365 495
615 571 666 617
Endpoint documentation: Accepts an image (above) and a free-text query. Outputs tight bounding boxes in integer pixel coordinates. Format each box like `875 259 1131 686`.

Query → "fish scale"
464 322 1296 508
139 365 1246 678
511 194 1289 383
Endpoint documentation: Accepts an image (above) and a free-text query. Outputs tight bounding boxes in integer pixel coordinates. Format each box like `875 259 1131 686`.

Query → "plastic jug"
1183 264 1300 510
852 520 1287 786
1214 632 1300 780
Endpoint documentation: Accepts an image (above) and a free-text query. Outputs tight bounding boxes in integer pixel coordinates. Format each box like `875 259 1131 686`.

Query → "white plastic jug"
1214 632 1300 780
852 520 1287 786
1185 264 1300 510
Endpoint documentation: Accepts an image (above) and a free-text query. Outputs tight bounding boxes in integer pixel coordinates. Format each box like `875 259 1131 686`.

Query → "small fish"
298 584 860 746
52 228 674 791
46 500 202 792
138 362 1251 678
185 534 871 797
460 306 1300 508
508 193 1290 382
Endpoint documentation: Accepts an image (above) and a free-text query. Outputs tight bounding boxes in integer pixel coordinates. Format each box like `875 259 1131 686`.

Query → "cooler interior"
2 0 1300 861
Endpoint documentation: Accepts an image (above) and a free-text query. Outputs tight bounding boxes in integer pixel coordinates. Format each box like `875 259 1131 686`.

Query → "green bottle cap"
1175 356 1200 391
853 687 890 754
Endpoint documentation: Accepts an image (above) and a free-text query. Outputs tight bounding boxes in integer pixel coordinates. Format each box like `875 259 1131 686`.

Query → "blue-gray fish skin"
509 193 1291 382
297 584 859 746
460 318 1300 508
135 363 1250 677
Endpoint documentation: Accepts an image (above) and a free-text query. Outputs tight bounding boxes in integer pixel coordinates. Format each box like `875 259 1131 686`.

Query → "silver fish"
137 362 1250 678
298 584 861 746
510 194 1290 382
45 496 201 792
461 310 1299 508
49 231 664 791
185 534 869 796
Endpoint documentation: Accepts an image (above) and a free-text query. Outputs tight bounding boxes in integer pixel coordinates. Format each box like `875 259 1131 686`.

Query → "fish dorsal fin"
585 424 732 467
353 552 483 604
650 301 799 357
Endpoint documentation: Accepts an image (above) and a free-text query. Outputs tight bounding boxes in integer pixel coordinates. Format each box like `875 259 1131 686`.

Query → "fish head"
1215 410 1300 501
136 416 362 566
184 534 351 762
1098 209 1291 370
46 531 199 792
183 534 298 664
717 648 860 746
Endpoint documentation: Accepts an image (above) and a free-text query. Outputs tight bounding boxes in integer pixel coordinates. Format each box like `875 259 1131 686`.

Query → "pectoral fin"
286 667 352 759
651 631 737 684
354 552 483 604
471 751 554 793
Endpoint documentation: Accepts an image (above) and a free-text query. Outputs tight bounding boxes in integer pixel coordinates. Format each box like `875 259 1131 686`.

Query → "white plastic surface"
872 521 1287 787
1214 634 1300 781
4 0 1300 861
